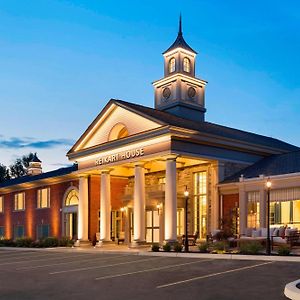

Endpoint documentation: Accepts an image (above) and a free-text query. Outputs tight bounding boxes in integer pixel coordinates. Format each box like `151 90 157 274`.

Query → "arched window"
108 123 129 141
65 189 79 206
169 58 176 73
183 57 190 73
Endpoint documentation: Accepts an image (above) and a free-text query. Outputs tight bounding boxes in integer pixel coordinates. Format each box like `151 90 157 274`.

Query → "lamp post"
184 186 189 253
266 178 272 255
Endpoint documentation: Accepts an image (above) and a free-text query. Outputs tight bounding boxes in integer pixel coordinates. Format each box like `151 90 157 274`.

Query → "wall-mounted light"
156 203 162 215
120 207 126 212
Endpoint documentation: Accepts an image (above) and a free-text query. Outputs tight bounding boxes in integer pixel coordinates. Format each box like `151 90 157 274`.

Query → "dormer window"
169 58 176 73
183 57 190 73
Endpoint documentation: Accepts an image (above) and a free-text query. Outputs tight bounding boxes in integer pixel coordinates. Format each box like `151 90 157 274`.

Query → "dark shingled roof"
163 16 197 55
0 165 77 189
222 150 300 183
113 99 298 153
31 153 41 163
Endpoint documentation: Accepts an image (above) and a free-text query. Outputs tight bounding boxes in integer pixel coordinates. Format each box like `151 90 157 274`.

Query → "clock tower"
153 16 207 122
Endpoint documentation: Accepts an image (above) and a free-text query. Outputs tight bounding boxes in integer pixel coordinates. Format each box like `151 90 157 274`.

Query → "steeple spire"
178 13 182 36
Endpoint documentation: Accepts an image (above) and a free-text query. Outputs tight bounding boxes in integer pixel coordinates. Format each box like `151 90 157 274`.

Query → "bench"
181 232 198 246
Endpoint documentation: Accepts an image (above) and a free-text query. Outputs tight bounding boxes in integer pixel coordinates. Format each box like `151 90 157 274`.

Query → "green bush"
198 242 209 253
40 237 59 248
59 237 74 247
0 238 15 247
173 242 183 252
239 241 263 255
212 241 228 252
151 243 160 252
15 237 34 247
277 245 290 256
163 242 171 252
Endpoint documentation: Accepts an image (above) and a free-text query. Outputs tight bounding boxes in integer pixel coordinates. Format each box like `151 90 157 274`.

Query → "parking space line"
157 261 274 289
0 253 91 266
16 254 130 270
50 257 161 275
95 259 212 280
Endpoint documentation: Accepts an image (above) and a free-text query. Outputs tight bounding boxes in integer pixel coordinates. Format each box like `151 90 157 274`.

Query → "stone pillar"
76 176 89 246
239 183 247 235
259 187 267 228
132 163 146 247
164 156 177 243
98 170 111 245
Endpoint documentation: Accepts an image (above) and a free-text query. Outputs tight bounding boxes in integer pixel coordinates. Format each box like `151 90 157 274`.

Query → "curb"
1 247 300 262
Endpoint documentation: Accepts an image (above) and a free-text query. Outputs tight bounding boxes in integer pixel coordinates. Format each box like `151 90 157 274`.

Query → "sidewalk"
1 245 300 262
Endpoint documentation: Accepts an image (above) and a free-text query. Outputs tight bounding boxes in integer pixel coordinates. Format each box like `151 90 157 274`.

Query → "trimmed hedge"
0 237 74 248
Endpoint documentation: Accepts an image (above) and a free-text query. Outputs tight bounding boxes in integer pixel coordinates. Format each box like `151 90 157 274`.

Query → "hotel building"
0 19 299 246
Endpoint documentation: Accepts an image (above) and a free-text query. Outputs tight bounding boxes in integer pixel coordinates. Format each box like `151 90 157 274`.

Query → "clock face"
162 87 171 100
188 87 196 98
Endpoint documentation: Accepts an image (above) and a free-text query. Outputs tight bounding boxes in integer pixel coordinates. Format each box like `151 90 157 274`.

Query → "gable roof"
112 99 298 153
222 150 300 183
0 165 77 189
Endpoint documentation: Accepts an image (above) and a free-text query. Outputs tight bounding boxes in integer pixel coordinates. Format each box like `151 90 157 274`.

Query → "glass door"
146 210 159 243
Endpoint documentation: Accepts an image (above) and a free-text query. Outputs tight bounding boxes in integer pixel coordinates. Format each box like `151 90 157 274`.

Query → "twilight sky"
0 0 299 171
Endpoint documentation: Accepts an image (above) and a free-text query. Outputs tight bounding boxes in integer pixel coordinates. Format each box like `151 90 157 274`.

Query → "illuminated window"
65 189 79 206
183 57 190 72
193 171 207 238
37 188 50 208
37 224 50 239
169 58 176 73
108 123 129 141
270 199 300 225
14 193 25 211
177 208 184 235
247 191 260 228
13 225 24 239
0 226 4 238
0 196 3 213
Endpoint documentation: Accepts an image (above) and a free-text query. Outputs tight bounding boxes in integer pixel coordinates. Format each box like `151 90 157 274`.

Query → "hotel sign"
95 148 144 166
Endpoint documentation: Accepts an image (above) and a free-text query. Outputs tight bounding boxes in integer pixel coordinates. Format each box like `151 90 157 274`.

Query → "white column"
165 156 177 242
259 187 267 228
77 176 89 245
99 170 111 243
132 163 146 246
239 184 247 235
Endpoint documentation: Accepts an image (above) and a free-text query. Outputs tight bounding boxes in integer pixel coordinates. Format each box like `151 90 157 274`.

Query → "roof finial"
178 13 182 36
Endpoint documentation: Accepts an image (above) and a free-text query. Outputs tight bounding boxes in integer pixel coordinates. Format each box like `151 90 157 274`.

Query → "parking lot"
0 248 298 300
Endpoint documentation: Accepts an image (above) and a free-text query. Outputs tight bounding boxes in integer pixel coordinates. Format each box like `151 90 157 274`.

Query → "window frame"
183 57 191 73
14 193 25 211
169 58 176 73
37 188 50 209
0 196 3 213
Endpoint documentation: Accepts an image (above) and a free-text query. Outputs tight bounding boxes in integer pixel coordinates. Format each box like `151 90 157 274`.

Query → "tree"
0 164 10 182
9 152 35 179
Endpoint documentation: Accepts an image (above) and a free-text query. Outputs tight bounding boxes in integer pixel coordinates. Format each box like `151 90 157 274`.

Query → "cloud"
0 137 74 149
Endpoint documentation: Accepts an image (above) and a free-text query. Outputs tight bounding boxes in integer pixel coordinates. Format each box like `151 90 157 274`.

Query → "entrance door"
64 212 78 240
146 210 159 243
111 211 123 241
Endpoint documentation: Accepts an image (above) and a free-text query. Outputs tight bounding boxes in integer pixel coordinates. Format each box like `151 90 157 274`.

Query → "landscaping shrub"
173 242 183 252
239 241 263 255
212 241 228 252
163 242 171 252
151 243 160 252
59 237 74 247
0 238 15 247
277 245 290 256
15 237 34 247
198 242 209 253
41 237 59 247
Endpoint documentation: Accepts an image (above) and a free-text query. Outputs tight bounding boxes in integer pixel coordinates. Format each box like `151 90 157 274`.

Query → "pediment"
68 100 163 154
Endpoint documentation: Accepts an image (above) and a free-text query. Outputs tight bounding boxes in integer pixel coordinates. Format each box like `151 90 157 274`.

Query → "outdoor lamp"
266 177 272 255
184 186 189 252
